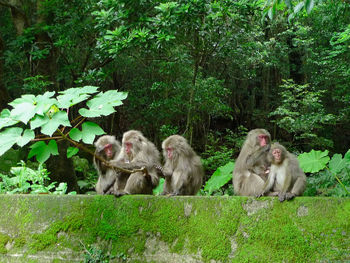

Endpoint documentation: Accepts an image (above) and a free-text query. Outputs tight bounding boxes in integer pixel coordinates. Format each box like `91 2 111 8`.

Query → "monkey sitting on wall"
93 135 121 194
257 142 307 202
233 128 271 196
111 130 160 196
158 135 204 196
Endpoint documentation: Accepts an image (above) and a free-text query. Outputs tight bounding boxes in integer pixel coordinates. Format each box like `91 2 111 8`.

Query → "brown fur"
93 135 121 194
258 142 307 201
161 135 204 195
233 129 271 196
112 130 160 195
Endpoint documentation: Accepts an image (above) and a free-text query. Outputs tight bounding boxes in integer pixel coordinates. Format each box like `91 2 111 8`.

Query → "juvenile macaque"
112 130 160 196
257 142 307 202
233 128 271 196
160 135 204 196
93 135 121 194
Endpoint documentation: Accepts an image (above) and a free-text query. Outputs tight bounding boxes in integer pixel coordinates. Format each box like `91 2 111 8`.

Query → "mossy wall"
0 195 349 262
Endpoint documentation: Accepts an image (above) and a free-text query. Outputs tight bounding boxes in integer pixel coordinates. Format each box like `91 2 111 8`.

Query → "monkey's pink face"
125 142 133 155
166 147 173 160
103 144 113 159
272 148 282 163
258 134 269 147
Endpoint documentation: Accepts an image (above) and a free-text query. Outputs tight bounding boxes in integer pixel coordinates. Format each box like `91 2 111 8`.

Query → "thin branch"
32 136 62 142
56 129 145 175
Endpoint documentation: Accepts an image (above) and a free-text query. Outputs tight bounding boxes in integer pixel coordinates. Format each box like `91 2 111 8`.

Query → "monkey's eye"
125 142 132 147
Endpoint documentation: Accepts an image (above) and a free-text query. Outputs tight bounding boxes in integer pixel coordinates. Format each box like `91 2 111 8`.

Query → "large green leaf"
204 161 234 195
81 121 105 144
298 150 330 173
329 153 347 174
30 114 50 130
16 129 35 147
9 95 37 124
69 128 82 141
79 90 128 118
305 0 315 14
57 86 99 108
34 91 57 115
344 149 350 164
0 109 19 130
40 111 71 136
28 140 59 163
0 128 35 156
0 128 23 156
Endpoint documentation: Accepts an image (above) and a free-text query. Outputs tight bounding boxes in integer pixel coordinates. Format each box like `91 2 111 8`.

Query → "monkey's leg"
239 173 265 196
124 172 153 195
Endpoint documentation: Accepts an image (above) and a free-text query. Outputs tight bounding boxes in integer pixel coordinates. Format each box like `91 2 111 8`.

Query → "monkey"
111 130 160 196
257 142 307 202
93 135 122 194
159 135 204 196
233 128 271 196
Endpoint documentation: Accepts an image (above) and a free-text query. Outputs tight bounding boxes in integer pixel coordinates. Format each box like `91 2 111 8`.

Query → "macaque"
233 128 271 196
93 135 121 194
112 130 160 196
257 142 307 202
160 135 204 196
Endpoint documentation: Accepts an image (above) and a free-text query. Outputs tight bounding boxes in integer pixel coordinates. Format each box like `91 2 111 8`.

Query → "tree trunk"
0 35 10 110
46 141 79 193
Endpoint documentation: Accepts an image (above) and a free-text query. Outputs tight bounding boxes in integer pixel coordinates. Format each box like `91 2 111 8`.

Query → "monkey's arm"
256 171 276 198
278 165 292 202
246 145 270 170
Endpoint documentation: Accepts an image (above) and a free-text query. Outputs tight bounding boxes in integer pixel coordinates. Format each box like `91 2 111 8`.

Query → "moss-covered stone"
0 195 349 262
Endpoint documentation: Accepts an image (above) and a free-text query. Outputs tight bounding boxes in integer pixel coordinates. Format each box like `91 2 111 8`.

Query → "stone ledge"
0 195 349 262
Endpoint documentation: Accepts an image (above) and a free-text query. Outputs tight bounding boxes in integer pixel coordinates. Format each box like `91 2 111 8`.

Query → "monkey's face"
166 147 173 160
272 148 282 163
124 141 133 157
258 134 269 147
103 143 114 160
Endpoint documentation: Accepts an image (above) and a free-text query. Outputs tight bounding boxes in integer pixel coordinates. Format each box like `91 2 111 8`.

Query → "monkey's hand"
256 191 265 198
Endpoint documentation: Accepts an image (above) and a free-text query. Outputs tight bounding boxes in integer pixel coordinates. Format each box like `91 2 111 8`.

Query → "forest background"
0 0 349 197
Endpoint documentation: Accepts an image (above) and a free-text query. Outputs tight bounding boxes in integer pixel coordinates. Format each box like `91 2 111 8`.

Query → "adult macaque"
112 130 160 196
93 135 121 194
160 135 204 196
233 128 271 196
257 142 307 202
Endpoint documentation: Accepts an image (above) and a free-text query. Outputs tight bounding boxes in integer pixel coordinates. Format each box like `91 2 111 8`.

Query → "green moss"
0 195 349 262
0 233 10 254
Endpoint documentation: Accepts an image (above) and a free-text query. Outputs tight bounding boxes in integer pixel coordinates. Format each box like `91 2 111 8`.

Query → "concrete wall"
0 195 349 262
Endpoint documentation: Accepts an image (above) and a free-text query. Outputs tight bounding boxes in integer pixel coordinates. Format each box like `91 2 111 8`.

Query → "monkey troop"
93 129 306 200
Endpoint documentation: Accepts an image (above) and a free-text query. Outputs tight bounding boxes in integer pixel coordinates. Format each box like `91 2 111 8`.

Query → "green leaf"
0 127 23 156
67 147 79 158
57 86 99 108
293 2 304 14
204 162 234 195
305 0 314 14
30 114 50 130
344 149 350 164
79 90 128 118
298 150 330 173
329 153 347 174
153 178 165 195
0 109 19 130
16 129 35 147
41 111 71 136
9 95 37 124
34 91 57 115
69 128 82 141
28 140 59 163
81 121 105 144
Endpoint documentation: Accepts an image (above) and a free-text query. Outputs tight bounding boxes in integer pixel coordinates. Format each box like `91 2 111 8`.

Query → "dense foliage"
0 0 349 196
